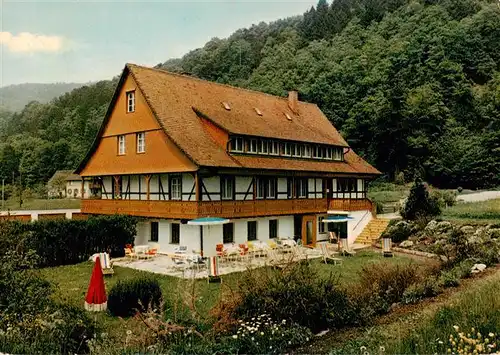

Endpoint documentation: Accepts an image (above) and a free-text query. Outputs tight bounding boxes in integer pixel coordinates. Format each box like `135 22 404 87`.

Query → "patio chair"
98 252 114 276
340 237 356 256
124 247 136 259
329 231 338 244
239 243 249 261
145 248 158 258
207 256 222 283
382 237 393 257
319 243 342 265
216 244 227 262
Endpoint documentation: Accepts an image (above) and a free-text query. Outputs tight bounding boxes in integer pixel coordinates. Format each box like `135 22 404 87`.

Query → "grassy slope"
320 266 500 354
41 251 421 343
442 199 500 223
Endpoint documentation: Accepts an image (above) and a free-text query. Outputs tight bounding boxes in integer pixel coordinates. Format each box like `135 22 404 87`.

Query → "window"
318 217 325 234
258 140 269 154
249 139 258 153
282 142 291 156
296 178 308 198
266 178 277 199
333 148 343 161
325 147 332 160
221 176 234 200
170 175 182 200
287 178 294 199
256 178 266 199
337 178 357 192
118 135 126 155
256 178 276 199
171 223 180 244
126 91 135 113
313 146 323 159
150 222 159 242
291 144 300 157
269 219 278 239
269 141 279 155
231 137 244 152
136 132 145 153
223 223 234 244
304 145 312 158
247 221 257 241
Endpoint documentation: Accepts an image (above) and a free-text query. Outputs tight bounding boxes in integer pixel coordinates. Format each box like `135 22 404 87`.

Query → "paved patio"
114 243 370 279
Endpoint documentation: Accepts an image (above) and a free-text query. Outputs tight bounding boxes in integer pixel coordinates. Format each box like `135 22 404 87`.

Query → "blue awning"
322 216 354 223
187 217 230 226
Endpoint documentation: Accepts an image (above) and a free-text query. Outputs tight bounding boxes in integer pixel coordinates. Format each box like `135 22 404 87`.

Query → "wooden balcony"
81 197 373 219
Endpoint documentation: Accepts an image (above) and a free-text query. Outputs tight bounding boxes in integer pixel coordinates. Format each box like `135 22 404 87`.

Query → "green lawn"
442 199 500 223
40 250 424 343
1 198 81 211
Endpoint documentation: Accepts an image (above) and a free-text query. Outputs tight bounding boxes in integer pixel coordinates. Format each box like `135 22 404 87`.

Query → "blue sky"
0 0 316 86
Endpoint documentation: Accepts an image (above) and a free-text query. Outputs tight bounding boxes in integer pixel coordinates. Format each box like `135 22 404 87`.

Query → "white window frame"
269 141 280 155
333 148 343 161
304 145 311 158
249 139 258 154
297 179 307 198
170 176 182 200
118 135 126 155
292 144 300 157
136 132 145 153
221 176 234 200
231 137 244 152
283 143 291 156
266 178 277 199
126 91 135 113
325 147 332 160
259 140 269 154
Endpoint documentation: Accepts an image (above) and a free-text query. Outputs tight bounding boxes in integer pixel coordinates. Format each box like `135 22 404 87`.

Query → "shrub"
0 251 96 354
0 215 137 267
214 262 363 333
401 178 441 221
108 277 163 317
402 277 442 304
383 220 413 243
439 269 461 287
357 263 422 313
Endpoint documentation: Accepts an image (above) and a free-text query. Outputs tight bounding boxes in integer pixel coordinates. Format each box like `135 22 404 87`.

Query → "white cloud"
0 32 66 53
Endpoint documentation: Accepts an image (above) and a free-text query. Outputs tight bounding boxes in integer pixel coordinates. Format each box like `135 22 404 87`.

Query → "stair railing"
353 210 371 232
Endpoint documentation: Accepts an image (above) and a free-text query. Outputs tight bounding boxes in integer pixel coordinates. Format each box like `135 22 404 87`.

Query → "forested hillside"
1 0 499 191
0 83 86 112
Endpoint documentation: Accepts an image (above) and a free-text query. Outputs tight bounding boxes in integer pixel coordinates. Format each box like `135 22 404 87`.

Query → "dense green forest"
0 0 499 192
0 83 86 112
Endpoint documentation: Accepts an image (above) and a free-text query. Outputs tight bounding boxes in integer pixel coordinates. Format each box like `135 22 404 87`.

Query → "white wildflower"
489 333 495 337
260 332 264 336
232 335 238 339
453 326 459 332
360 346 367 351
126 330 132 335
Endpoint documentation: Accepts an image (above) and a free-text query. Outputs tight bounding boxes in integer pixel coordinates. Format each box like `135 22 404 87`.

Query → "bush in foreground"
108 277 163 317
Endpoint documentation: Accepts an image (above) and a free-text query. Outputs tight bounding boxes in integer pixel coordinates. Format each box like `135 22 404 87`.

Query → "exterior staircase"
355 218 390 245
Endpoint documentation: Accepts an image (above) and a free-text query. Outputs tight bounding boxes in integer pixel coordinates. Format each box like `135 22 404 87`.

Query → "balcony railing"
81 197 373 219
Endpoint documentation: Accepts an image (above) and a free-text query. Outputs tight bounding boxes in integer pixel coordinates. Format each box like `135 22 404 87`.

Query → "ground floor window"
269 219 278 239
171 223 180 244
247 221 257 241
328 221 347 239
150 221 159 242
318 217 338 234
223 223 234 244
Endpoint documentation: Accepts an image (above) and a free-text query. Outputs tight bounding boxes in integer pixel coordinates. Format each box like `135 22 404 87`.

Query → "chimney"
288 91 299 114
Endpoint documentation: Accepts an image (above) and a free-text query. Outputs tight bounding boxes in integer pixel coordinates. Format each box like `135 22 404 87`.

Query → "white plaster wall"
157 220 171 251
348 210 372 245
102 176 112 199
277 178 287 200
150 175 159 201
203 225 223 257
235 176 252 200
182 173 195 201
202 176 220 201
278 216 294 238
134 221 150 245
129 175 140 200
180 224 201 253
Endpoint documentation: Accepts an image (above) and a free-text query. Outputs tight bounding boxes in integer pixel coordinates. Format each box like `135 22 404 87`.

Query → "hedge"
0 215 136 267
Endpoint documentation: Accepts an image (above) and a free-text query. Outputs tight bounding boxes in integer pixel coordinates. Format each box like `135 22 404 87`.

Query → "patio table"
280 239 297 247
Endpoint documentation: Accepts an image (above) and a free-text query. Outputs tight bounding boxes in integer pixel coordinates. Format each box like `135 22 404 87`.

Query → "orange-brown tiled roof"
77 64 380 176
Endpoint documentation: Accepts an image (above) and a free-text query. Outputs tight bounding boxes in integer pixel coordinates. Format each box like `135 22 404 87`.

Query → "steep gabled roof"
77 64 380 176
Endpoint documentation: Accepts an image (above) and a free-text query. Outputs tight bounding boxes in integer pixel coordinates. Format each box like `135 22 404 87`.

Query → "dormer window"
269 141 279 155
304 145 311 158
333 148 343 161
325 147 333 160
231 137 244 152
259 140 269 154
126 91 135 113
248 139 258 153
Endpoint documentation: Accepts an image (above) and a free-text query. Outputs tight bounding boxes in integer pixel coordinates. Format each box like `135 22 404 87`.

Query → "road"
457 191 500 203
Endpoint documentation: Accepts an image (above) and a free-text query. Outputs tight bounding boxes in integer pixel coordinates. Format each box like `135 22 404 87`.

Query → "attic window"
254 107 263 116
284 113 292 121
222 102 231 111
